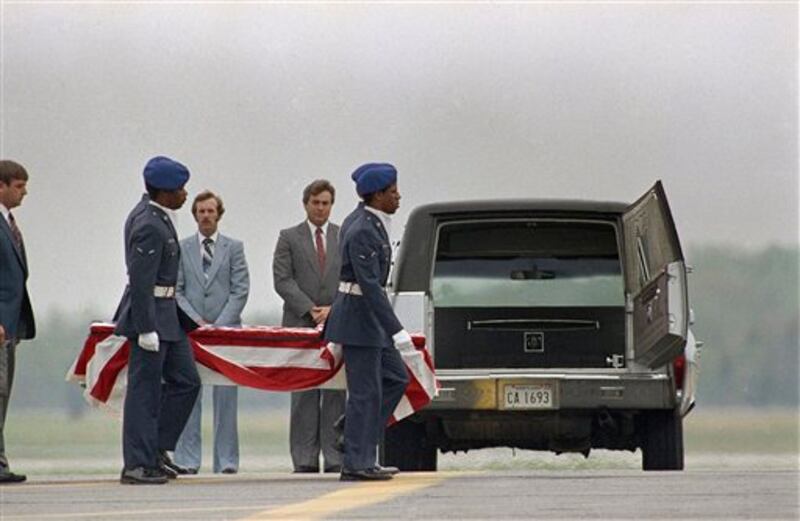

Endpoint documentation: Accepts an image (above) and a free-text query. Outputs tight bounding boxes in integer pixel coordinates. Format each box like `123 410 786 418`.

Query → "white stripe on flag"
196 364 347 389
86 335 127 390
206 345 333 370
402 350 437 399
392 394 415 423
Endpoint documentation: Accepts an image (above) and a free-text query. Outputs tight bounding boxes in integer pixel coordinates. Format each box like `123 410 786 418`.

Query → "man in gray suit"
273 179 344 473
0 160 35 484
174 190 249 474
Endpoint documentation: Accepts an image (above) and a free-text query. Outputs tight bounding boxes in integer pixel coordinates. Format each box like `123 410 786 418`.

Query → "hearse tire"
382 417 437 471
640 409 684 471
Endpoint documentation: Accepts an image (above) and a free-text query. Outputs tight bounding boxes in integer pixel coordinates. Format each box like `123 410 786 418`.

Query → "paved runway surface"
0 468 796 520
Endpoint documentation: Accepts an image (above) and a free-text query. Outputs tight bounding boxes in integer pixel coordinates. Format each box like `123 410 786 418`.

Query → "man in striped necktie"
202 237 214 275
174 190 250 475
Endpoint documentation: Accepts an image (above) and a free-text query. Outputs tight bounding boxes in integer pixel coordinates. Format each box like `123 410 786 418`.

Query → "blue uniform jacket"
323 204 403 348
0 213 35 340
113 195 195 341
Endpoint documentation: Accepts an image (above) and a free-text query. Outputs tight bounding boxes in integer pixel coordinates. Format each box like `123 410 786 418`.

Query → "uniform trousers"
341 343 409 471
123 336 201 470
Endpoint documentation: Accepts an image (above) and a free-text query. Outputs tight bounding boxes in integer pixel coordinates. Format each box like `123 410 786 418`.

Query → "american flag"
67 323 438 424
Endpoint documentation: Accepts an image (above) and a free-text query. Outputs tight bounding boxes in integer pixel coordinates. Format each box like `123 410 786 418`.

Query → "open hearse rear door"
622 181 689 369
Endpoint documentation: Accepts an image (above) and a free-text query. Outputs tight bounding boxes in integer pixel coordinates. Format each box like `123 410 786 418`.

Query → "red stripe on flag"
72 333 103 379
89 341 130 402
191 340 342 392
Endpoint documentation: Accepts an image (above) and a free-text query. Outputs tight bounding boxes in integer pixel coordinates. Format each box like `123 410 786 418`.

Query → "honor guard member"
113 156 202 485
323 163 413 482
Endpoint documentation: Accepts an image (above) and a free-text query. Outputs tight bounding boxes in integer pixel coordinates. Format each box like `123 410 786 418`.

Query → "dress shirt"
364 205 392 239
0 203 10 226
198 231 220 257
147 199 178 229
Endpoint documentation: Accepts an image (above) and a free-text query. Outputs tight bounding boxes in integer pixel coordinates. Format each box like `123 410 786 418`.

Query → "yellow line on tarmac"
241 471 455 521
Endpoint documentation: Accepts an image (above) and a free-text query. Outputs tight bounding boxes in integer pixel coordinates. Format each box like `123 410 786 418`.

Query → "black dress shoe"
158 450 191 477
293 466 320 473
120 467 168 485
324 465 342 473
0 471 26 484
220 468 237 474
159 464 178 480
373 464 399 476
340 468 393 481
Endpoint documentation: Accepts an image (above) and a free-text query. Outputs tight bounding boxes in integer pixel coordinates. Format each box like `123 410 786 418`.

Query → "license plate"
501 383 555 410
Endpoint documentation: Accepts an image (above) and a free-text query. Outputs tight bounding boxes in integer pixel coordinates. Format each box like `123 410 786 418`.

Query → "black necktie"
202 237 214 275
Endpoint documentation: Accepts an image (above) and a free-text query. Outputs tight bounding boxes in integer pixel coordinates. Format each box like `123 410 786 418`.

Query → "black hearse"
382 181 700 471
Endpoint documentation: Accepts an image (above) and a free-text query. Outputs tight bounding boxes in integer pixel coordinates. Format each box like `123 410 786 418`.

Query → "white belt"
338 282 363 296
154 285 176 298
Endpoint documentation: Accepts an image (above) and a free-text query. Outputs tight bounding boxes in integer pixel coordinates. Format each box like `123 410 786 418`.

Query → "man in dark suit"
323 163 412 482
0 160 35 484
174 190 249 474
113 156 201 485
273 179 345 473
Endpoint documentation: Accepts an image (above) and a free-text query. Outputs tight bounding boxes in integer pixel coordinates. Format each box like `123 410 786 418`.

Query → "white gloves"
392 329 415 353
138 331 160 352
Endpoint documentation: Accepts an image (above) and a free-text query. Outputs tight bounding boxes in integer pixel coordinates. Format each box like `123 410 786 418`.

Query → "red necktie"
315 227 326 272
8 212 22 250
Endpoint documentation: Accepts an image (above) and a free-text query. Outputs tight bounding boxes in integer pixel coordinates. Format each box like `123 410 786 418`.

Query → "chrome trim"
435 372 670 381
390 290 435 356
433 367 661 377
467 319 599 331
426 373 676 410
667 260 690 342
679 328 700 416
625 292 635 364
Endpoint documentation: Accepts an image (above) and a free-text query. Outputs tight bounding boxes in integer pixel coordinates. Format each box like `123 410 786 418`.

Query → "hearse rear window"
432 220 624 307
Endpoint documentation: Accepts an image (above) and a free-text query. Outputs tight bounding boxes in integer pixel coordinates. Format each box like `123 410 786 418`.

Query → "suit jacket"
273 221 341 328
0 212 35 340
176 233 249 327
113 194 192 341
323 204 402 347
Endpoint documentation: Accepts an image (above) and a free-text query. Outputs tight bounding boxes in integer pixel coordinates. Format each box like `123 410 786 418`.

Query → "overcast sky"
0 3 797 318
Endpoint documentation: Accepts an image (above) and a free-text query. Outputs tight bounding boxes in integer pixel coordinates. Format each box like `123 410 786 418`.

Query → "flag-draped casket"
67 323 437 424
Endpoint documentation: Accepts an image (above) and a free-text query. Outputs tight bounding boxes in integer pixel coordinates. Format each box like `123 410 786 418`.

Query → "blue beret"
143 156 190 191
350 163 397 196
